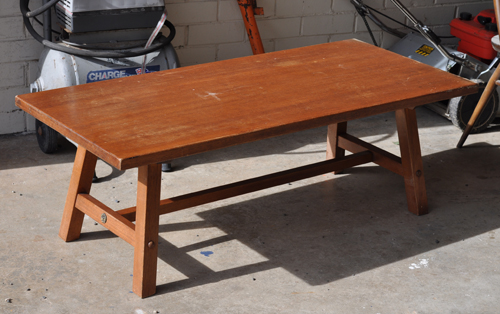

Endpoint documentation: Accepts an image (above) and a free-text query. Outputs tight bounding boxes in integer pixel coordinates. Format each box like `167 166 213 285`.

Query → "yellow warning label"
415 45 434 57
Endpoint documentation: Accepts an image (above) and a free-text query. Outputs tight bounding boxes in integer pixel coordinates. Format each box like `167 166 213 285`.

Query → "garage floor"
1 107 500 314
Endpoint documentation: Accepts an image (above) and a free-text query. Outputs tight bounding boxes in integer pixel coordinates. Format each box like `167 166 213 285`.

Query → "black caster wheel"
162 163 173 172
35 119 59 154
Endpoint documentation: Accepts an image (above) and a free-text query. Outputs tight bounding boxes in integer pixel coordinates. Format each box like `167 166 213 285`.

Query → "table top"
16 39 477 170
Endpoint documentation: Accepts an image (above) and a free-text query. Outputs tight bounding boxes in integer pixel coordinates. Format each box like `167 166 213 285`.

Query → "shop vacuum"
21 0 179 172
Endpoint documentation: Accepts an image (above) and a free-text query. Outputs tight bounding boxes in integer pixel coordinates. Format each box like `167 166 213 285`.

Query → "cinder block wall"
0 1 43 135
0 0 493 135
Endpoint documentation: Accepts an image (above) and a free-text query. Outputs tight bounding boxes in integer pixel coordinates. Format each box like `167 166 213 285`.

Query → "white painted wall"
0 0 494 134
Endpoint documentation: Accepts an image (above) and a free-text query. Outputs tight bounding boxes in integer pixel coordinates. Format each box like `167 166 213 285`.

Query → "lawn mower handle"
389 0 482 72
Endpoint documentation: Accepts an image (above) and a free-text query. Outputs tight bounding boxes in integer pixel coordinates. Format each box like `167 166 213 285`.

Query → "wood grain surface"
16 39 478 170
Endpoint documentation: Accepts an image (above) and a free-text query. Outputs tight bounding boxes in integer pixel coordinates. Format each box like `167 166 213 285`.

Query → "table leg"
133 163 162 298
59 146 98 242
326 122 347 174
395 108 428 215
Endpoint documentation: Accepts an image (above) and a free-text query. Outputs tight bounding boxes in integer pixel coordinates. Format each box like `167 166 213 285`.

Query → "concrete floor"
1 107 500 313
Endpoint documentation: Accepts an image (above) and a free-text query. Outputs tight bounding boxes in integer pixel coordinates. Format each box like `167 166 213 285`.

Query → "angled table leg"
133 163 162 298
59 146 98 242
326 122 347 174
395 108 428 216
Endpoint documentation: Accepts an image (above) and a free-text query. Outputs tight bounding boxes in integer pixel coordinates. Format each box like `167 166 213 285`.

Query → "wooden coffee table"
15 40 477 298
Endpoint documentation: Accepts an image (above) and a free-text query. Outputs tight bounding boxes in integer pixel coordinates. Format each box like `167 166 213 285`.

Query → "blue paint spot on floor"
201 251 214 257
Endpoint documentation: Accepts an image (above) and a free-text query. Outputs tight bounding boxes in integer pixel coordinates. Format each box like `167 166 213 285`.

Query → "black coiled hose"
20 0 176 58
24 0 59 17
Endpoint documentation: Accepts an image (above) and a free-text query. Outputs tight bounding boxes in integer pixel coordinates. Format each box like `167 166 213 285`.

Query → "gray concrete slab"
1 107 500 313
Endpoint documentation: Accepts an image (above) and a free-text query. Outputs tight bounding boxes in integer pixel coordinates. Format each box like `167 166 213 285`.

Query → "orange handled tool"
237 0 265 55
